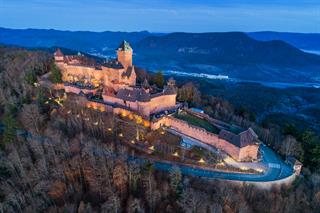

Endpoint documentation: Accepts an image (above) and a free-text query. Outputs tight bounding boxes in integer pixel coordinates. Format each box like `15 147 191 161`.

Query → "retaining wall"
225 173 297 190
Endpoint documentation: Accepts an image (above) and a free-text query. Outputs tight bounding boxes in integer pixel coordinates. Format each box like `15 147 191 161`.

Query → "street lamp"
199 158 205 164
173 152 179 157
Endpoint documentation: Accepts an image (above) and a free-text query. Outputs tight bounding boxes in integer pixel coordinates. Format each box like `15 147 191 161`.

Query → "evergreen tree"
24 70 37 85
36 87 48 111
50 64 62 83
154 71 164 88
169 166 183 198
2 111 17 145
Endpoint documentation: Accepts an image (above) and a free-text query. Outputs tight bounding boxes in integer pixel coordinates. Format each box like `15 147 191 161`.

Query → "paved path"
149 144 293 182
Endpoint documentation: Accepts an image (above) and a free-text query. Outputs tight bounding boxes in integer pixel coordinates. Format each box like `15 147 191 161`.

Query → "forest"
0 46 320 213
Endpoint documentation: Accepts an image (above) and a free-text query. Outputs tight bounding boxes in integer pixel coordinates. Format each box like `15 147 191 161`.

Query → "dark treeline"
0 46 320 213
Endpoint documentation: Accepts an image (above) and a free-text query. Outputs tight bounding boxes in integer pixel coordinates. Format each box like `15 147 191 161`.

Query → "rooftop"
219 128 258 148
116 88 151 102
102 59 124 69
118 40 132 52
54 48 64 57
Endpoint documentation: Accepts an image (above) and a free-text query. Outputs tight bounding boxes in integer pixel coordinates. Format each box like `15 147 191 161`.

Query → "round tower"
117 40 133 68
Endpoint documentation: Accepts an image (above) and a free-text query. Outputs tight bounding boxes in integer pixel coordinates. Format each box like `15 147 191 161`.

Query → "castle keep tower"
117 40 133 68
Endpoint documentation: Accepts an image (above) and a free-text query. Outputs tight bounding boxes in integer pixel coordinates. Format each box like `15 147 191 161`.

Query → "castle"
53 41 259 161
54 41 177 118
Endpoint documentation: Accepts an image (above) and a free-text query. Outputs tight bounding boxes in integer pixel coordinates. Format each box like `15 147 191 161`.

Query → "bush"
25 70 37 85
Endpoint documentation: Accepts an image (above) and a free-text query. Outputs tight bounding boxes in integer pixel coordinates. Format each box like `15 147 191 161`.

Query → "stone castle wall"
149 94 177 114
57 63 135 89
64 85 99 95
102 93 177 118
57 63 105 85
152 116 259 161
239 145 259 161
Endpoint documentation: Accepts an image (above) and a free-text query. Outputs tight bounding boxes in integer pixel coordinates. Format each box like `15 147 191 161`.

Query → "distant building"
54 41 177 118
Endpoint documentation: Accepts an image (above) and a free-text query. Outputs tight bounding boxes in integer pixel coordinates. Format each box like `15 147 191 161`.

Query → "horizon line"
1 26 319 35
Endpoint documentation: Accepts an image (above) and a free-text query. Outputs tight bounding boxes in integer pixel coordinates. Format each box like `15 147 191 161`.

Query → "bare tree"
128 162 141 193
143 169 160 213
126 196 145 213
101 190 121 213
280 135 302 160
179 188 208 213
112 161 128 196
20 104 45 134
169 166 182 197
209 203 223 213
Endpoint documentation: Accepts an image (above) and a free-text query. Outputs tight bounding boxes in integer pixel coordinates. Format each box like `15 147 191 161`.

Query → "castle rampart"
151 116 259 161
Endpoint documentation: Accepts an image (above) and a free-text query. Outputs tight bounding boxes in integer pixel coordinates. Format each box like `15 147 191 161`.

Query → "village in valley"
33 40 302 188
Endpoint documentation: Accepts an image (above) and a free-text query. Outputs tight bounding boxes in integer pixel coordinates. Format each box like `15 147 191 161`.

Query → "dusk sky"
0 0 319 33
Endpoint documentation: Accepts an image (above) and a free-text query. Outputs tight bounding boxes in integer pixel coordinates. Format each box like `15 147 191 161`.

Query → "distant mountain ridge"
134 32 320 67
0 27 153 51
247 31 320 52
1 27 320 82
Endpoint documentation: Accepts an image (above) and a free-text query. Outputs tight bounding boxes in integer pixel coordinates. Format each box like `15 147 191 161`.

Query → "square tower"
54 48 64 62
117 40 133 68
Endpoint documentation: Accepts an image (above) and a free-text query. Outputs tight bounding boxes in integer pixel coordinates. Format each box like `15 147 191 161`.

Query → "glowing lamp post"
256 168 264 173
149 146 155 151
199 158 205 164
173 152 179 157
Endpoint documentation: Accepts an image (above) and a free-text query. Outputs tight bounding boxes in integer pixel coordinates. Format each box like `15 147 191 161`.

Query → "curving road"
0 124 294 182
161 128 294 182
148 145 293 182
